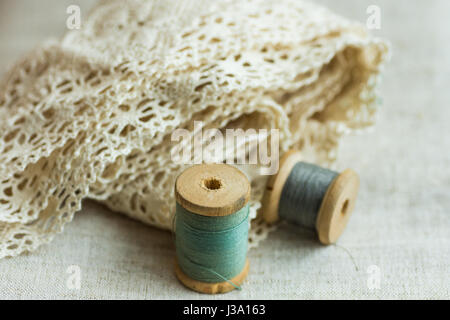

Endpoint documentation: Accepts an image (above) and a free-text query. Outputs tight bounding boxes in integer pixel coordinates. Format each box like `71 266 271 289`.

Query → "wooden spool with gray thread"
262 150 359 244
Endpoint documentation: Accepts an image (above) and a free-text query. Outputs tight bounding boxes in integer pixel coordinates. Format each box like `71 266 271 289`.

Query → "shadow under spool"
262 150 359 244
174 163 251 294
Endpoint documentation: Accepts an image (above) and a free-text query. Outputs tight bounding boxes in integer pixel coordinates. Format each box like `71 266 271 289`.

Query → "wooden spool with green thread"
174 163 251 294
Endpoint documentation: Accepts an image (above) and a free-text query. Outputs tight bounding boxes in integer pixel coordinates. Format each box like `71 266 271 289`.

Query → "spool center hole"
203 177 222 190
341 199 349 215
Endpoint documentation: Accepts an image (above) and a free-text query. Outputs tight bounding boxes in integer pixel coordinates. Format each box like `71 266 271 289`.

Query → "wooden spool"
174 163 251 294
262 150 359 244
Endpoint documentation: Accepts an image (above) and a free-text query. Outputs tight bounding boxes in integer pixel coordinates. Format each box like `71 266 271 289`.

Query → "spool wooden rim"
175 163 250 216
261 150 302 223
175 259 249 294
261 150 359 244
316 169 359 244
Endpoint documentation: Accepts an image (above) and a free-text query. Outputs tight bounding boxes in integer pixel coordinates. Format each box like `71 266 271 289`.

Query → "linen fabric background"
0 0 449 299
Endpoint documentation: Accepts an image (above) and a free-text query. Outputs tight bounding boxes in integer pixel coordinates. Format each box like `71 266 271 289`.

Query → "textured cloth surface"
0 0 449 299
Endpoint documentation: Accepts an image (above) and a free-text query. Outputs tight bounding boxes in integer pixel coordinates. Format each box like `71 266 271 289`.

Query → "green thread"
175 203 249 287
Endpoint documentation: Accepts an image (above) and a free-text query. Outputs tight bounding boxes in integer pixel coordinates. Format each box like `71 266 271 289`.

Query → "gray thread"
332 243 359 272
279 162 338 229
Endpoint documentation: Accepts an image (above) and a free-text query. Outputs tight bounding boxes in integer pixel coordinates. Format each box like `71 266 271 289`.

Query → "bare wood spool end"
261 150 359 244
174 163 251 294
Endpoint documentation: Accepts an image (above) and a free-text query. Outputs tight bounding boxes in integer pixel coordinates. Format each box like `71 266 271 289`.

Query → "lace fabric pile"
0 0 388 258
